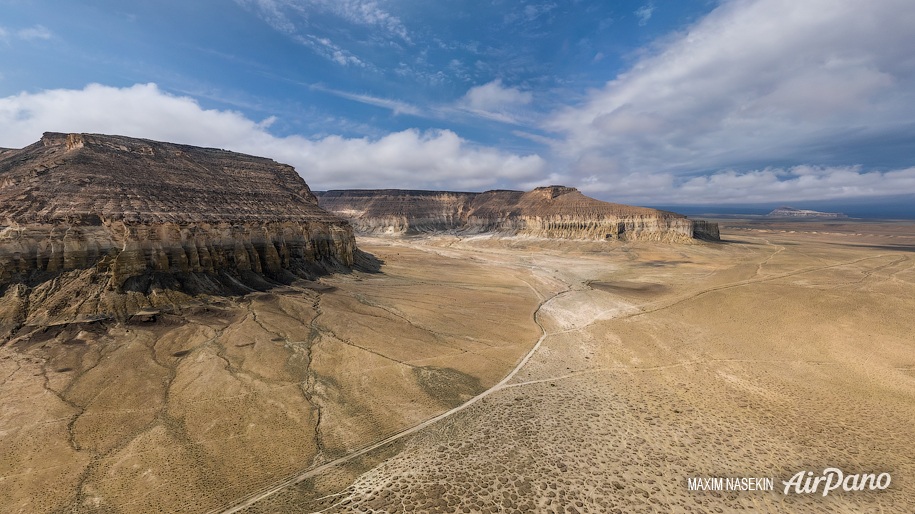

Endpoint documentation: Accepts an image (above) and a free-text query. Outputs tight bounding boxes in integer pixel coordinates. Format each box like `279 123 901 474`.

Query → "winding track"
214 239 899 513
212 277 568 514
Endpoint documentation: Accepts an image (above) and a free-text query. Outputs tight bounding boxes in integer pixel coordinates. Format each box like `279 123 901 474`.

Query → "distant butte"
0 132 360 332
316 186 720 242
767 206 848 218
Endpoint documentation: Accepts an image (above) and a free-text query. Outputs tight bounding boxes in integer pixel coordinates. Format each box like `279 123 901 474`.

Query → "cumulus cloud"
548 0 915 203
294 129 546 190
459 79 534 124
0 83 546 191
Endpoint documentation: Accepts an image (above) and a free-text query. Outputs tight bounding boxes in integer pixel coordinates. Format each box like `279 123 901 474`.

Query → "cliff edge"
0 133 359 333
317 186 720 242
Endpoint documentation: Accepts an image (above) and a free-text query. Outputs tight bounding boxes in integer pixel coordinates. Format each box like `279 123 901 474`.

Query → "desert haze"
1 134 914 513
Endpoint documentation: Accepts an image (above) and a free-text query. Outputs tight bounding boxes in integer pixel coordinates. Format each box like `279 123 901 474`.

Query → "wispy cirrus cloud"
18 24 52 40
236 0 409 67
293 33 366 67
0 24 53 43
310 84 421 116
308 79 541 127
504 2 558 25
316 0 410 42
235 0 297 33
634 3 655 26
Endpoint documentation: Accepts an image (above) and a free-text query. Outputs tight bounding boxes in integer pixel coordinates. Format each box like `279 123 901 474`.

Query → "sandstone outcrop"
0 133 359 332
317 186 720 242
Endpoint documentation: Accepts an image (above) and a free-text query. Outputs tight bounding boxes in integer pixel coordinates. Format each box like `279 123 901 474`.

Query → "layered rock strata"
317 186 720 242
0 133 357 328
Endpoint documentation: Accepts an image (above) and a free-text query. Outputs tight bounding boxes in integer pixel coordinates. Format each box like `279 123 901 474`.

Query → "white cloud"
508 2 558 24
294 34 366 67
677 165 915 204
0 24 52 43
310 84 421 116
17 24 52 40
318 0 410 42
634 3 654 26
580 165 915 205
295 129 546 190
0 83 546 191
459 79 534 123
463 80 532 110
236 0 410 65
547 0 915 203
5 0 914 206
235 0 297 33
236 0 410 47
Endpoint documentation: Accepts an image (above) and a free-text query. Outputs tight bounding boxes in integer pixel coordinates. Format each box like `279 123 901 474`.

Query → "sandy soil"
0 242 540 513
245 222 915 513
2 220 914 513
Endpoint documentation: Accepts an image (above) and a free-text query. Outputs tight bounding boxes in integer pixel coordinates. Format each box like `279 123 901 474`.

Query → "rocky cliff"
317 186 720 242
316 189 478 234
0 133 358 331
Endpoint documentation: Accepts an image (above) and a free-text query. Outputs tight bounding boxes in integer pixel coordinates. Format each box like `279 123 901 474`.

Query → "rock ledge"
0 133 358 332
316 186 720 242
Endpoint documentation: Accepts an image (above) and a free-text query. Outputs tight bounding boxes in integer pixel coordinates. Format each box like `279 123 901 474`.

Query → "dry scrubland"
2 220 915 513
250 221 915 513
0 243 540 512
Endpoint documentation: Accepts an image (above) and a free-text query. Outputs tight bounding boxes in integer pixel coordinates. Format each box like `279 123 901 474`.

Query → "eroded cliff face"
315 190 477 234
317 186 720 243
0 133 357 332
0 221 355 284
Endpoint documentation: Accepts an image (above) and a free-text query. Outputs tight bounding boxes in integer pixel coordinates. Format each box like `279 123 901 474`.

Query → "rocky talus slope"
0 132 358 334
317 186 720 242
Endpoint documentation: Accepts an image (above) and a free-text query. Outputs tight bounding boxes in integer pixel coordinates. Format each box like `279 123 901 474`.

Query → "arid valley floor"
2 220 915 513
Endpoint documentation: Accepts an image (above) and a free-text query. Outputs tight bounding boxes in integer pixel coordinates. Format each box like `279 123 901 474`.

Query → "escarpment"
0 133 358 332
316 189 478 234
317 186 720 242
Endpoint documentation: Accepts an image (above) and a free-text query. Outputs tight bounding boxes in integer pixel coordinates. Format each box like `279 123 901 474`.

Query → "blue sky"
2 0 915 208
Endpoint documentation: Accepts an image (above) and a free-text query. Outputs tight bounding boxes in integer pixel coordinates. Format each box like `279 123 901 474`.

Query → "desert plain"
2 219 915 513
